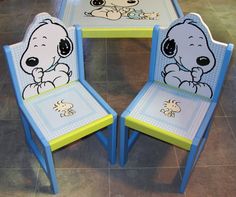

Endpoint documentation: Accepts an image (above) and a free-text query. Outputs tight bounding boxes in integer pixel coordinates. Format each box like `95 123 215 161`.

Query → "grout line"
219 102 227 117
173 147 183 178
225 116 236 142
108 166 111 197
173 147 187 197
34 167 40 197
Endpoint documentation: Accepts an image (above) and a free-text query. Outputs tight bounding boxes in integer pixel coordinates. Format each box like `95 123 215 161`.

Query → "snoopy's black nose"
26 57 39 67
196 56 210 66
127 0 136 4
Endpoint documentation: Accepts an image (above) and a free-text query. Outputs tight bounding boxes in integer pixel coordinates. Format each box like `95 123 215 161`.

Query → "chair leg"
179 144 198 193
108 115 117 164
120 116 129 166
20 112 33 150
44 146 59 194
180 119 213 193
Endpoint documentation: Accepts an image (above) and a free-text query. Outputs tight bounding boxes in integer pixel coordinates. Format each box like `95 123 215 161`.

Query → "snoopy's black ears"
161 37 177 58
58 37 73 58
90 0 106 7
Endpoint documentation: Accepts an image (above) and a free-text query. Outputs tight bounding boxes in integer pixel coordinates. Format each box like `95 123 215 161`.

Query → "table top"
59 0 183 38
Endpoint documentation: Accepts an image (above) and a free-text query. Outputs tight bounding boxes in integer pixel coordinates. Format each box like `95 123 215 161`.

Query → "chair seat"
24 81 110 145
126 81 210 150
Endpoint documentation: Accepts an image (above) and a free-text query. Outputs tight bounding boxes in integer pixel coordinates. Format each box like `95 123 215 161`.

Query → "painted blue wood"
120 116 129 166
119 82 153 165
148 26 160 82
30 139 48 174
75 25 117 164
95 131 108 149
75 26 85 81
128 131 139 152
179 144 198 193
3 46 23 106
172 0 184 17
58 0 68 20
19 105 49 147
44 145 59 194
213 44 234 102
81 80 117 116
193 102 216 146
108 115 117 164
20 112 32 150
125 82 153 113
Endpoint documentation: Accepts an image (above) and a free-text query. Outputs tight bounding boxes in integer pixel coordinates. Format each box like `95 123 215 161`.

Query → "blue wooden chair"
120 13 234 192
3 13 117 194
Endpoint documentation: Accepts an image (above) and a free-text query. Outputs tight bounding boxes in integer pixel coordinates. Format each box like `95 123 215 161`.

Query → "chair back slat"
7 13 79 100
152 13 230 99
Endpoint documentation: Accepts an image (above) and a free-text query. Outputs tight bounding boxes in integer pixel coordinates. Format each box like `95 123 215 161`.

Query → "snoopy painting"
160 99 181 118
20 18 73 99
84 0 159 21
161 18 216 98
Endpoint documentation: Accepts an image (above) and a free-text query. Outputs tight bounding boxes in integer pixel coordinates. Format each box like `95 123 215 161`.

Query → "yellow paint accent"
82 28 153 38
125 116 192 150
24 81 78 102
49 114 113 151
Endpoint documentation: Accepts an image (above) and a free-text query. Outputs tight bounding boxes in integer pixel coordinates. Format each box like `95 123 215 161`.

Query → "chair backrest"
150 13 233 101
4 13 80 100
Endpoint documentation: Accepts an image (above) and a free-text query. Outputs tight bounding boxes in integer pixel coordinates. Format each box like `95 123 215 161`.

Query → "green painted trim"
24 81 78 102
82 28 153 38
50 114 113 151
125 116 192 150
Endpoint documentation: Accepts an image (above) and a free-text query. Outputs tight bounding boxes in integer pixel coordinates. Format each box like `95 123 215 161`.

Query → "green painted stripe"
126 116 192 150
82 28 153 38
49 114 113 151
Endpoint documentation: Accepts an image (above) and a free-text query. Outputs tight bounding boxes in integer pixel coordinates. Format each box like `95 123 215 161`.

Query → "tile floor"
0 0 236 196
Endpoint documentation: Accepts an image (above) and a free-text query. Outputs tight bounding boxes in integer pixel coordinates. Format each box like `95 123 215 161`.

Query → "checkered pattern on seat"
128 81 210 141
24 81 109 142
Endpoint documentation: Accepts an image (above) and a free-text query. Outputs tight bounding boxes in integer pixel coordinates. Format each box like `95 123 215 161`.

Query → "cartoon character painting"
127 9 159 20
161 19 216 98
84 0 159 21
20 19 73 99
53 100 76 118
160 99 181 118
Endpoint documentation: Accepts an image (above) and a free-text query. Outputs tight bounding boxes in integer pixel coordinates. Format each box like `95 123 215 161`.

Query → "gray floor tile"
185 166 236 197
107 52 149 83
176 117 236 167
107 38 151 54
227 117 236 140
53 135 109 169
220 80 236 116
110 168 183 197
36 168 109 197
0 168 38 197
0 0 36 15
83 39 107 57
0 0 236 196
0 14 30 33
85 53 107 82
0 120 38 168
113 134 178 168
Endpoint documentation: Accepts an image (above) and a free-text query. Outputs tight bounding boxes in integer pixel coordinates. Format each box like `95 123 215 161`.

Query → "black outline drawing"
84 0 159 21
20 18 73 99
160 99 181 118
53 100 76 117
161 18 216 98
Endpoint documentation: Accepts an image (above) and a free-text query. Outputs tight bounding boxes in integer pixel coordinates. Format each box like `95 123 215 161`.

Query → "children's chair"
119 13 233 192
3 13 117 194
